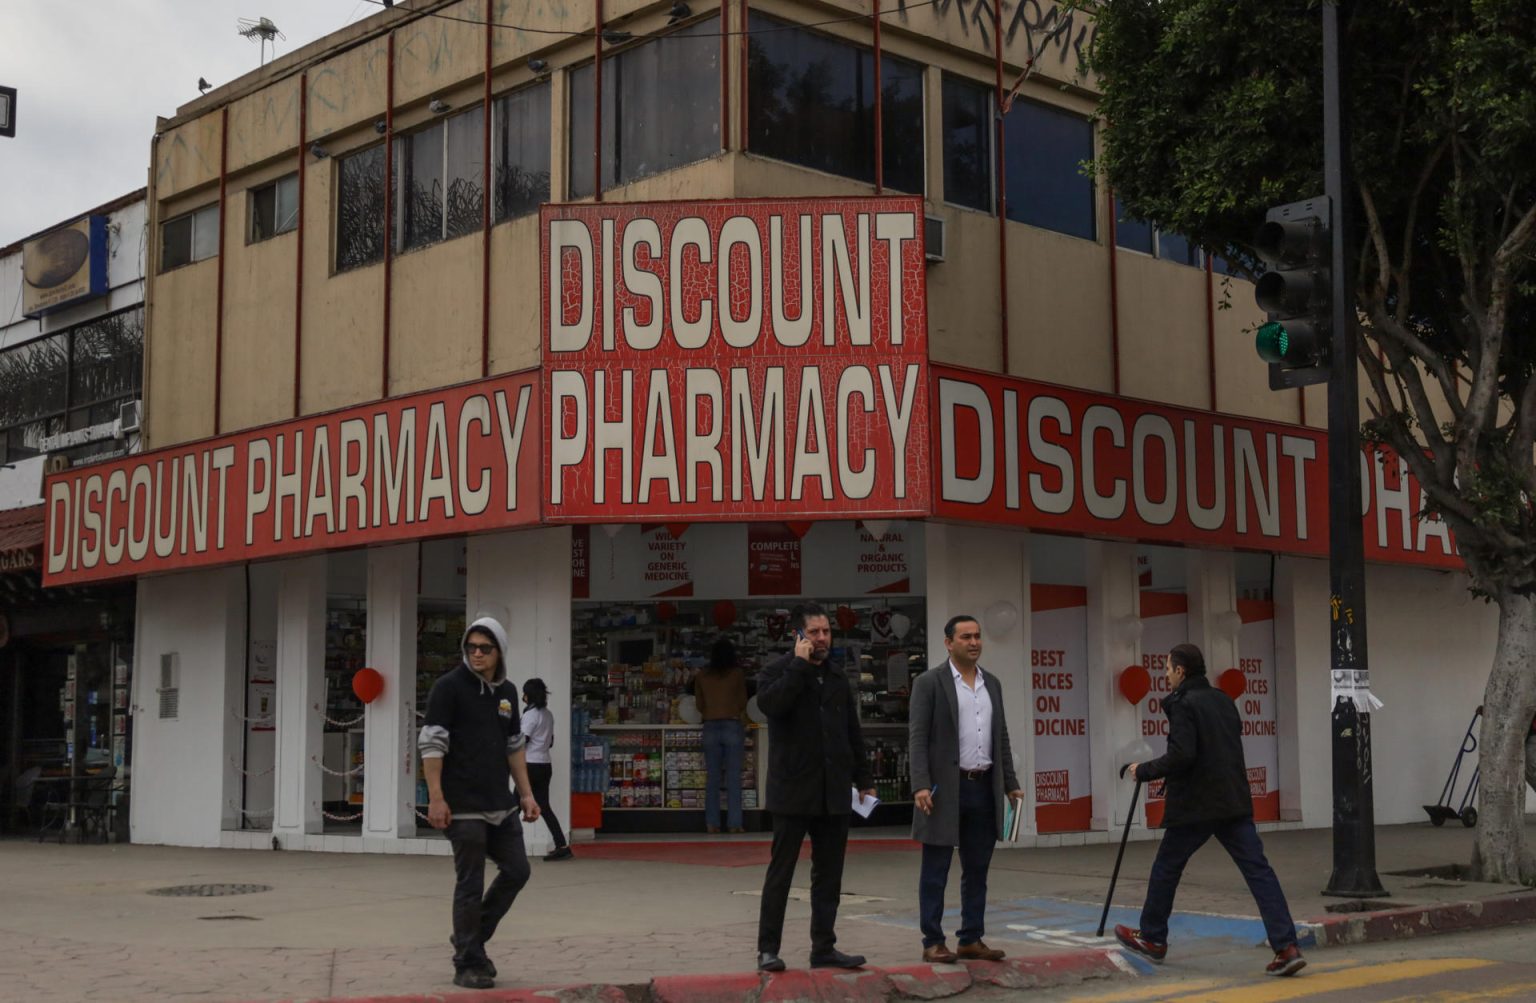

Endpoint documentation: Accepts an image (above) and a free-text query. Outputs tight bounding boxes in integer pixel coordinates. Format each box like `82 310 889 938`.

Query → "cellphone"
795 628 806 640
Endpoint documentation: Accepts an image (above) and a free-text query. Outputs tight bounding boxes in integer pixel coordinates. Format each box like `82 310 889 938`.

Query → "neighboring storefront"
1 191 145 838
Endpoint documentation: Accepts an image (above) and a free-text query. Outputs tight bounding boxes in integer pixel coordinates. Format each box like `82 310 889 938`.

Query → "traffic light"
1253 196 1332 389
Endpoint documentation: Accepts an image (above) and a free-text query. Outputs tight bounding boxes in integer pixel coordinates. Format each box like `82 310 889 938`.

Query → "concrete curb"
269 949 1142 1003
1301 890 1536 948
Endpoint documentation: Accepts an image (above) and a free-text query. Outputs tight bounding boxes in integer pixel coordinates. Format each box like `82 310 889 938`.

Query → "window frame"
248 173 299 244
393 105 487 254
999 95 1097 241
493 79 553 223
334 143 387 274
940 73 996 215
159 203 220 272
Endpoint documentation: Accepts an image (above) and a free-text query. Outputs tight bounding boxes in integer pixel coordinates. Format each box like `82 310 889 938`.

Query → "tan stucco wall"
146 260 219 446
221 189 300 431
391 237 483 395
227 77 303 174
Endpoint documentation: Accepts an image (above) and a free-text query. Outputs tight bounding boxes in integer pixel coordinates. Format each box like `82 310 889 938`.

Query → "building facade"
36 1 1513 853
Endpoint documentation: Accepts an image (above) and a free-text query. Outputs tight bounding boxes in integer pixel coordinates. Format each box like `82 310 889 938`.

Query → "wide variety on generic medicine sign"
542 198 931 522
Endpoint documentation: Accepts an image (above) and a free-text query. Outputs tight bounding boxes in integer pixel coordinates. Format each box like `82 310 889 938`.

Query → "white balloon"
889 612 912 640
746 696 768 724
984 600 1019 637
678 695 702 724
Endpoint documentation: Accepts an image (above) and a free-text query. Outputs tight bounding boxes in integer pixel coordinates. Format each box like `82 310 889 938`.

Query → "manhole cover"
148 883 272 897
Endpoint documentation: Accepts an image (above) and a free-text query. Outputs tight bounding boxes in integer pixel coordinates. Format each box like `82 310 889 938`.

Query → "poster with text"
747 523 803 595
1031 585 1092 832
1138 593 1188 827
1236 600 1281 821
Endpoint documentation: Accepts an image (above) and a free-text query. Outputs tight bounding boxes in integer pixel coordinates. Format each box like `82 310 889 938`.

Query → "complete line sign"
0 86 16 138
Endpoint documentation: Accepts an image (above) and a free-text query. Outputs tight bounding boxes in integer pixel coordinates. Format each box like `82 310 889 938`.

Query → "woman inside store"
519 678 572 860
694 638 751 834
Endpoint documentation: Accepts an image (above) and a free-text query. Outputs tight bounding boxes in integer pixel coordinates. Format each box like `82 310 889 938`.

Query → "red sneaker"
1113 924 1166 963
1266 944 1306 976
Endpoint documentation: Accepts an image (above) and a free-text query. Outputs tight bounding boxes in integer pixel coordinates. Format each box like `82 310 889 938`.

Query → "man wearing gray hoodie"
418 616 540 990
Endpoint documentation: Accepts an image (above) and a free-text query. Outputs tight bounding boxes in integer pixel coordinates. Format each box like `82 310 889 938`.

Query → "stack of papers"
1000 795 1024 842
852 788 880 818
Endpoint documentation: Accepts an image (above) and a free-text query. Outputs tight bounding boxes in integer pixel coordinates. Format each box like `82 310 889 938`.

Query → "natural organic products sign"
1030 584 1091 833
542 197 930 522
42 372 540 586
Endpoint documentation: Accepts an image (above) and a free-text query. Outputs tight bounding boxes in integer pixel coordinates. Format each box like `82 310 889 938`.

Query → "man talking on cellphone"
754 602 875 973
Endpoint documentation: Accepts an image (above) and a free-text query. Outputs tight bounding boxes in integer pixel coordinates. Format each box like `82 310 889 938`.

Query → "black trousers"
517 763 567 849
757 812 850 955
447 815 531 972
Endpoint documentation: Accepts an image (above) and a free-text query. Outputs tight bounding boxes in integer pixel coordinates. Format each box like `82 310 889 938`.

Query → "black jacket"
756 653 872 816
422 664 522 813
1134 675 1252 827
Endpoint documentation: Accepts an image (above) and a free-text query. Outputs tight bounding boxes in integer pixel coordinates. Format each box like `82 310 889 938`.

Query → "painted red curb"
1304 890 1536 947
259 949 1135 1003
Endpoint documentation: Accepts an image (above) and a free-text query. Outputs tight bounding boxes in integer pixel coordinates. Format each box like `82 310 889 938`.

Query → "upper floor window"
942 75 992 212
161 204 219 271
1115 197 1202 267
747 13 924 194
336 144 385 272
569 17 720 198
495 81 552 221
1002 98 1095 240
396 105 486 252
249 174 299 243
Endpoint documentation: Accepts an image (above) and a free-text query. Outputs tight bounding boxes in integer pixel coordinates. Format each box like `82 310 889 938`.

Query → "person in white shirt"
517 678 571 861
909 614 1024 963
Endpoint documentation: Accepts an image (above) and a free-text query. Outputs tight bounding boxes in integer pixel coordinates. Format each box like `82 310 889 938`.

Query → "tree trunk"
1471 589 1536 885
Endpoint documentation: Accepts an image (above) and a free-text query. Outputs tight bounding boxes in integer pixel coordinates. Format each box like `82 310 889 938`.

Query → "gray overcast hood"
462 616 511 687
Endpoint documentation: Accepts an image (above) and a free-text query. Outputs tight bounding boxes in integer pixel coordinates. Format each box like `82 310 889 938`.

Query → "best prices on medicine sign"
541 198 930 522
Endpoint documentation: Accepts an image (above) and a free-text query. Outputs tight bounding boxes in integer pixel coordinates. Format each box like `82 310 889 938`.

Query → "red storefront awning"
0 503 45 574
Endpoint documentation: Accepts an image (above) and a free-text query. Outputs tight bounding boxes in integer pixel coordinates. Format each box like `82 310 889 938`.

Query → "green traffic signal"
1255 321 1290 364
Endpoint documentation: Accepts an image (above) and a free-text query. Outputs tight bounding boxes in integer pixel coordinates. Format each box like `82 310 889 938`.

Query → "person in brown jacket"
693 637 750 833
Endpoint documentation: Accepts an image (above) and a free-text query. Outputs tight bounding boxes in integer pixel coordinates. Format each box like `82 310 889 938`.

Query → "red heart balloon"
1218 668 1246 700
835 604 858 631
352 667 384 704
712 599 737 630
1118 665 1151 705
655 601 677 623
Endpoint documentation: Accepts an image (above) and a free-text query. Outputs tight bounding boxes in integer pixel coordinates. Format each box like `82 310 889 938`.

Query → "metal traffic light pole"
1321 0 1387 899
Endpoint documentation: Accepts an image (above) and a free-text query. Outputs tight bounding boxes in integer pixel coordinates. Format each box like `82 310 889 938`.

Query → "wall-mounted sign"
0 85 15 138
23 215 109 317
1237 599 1280 821
542 197 931 523
932 366 1461 571
42 370 540 587
1031 584 1092 833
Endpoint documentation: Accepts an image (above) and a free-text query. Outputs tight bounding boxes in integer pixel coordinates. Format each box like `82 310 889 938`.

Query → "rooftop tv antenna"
237 16 286 66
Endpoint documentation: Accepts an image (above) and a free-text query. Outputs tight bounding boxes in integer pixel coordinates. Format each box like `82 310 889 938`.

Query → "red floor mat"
573 838 919 868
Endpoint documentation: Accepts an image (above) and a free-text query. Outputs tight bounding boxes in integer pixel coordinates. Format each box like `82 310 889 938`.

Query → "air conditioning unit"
116 399 142 438
924 214 946 263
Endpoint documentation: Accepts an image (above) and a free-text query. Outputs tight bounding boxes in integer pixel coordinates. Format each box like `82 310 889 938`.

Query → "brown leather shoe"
922 943 958 964
956 940 1005 961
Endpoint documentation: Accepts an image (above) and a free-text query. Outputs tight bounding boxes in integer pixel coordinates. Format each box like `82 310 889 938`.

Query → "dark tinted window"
495 82 551 221
249 174 299 242
943 75 991 211
747 13 924 194
569 18 720 198
336 145 386 271
398 121 445 250
1157 231 1200 267
1114 197 1153 254
1002 99 1095 239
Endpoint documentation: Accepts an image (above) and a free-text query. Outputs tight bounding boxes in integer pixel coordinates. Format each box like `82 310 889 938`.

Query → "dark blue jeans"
919 775 996 947
1139 816 1297 952
702 719 745 830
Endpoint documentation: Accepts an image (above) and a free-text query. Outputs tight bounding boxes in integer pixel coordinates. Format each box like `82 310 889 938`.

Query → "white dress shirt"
949 660 993 771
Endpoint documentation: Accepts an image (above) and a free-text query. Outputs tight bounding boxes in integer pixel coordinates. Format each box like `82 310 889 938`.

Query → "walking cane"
1096 764 1143 938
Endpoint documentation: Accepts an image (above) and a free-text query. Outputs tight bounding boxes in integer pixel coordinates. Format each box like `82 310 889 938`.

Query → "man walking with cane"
1116 643 1306 977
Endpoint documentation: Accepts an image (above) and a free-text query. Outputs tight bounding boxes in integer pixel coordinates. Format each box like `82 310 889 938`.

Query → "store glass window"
1002 99 1095 239
0 307 143 466
160 203 220 271
415 538 468 831
747 13 924 194
335 144 386 271
1114 196 1154 254
942 74 992 211
495 81 552 221
568 18 720 199
394 105 486 252
248 173 299 242
323 551 369 826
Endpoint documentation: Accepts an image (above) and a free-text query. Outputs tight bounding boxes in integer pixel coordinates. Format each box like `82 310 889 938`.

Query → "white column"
467 526 573 855
364 543 419 840
923 523 1031 830
1187 550 1238 676
1275 555 1331 824
273 555 325 840
1085 541 1141 833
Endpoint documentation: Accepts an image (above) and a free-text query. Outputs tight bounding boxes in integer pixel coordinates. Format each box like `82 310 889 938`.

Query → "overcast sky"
1 1 384 246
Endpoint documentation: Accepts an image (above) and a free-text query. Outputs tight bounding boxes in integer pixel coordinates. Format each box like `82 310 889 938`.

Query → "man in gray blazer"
910 614 1024 963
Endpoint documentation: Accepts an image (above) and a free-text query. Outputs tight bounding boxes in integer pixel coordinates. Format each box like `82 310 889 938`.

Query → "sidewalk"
2 820 1533 1002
